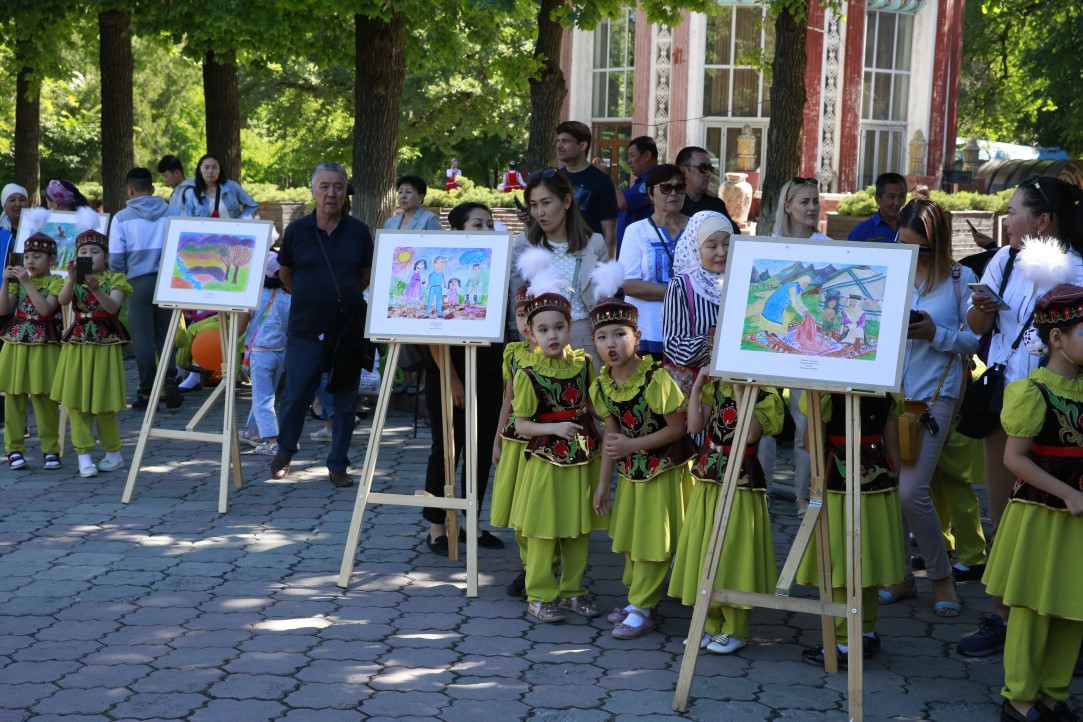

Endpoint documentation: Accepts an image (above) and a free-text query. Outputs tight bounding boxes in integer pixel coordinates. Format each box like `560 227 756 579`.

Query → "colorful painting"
367 230 514 343
171 232 257 291
387 246 492 321
14 210 109 275
740 259 888 361
154 218 275 311
711 236 918 394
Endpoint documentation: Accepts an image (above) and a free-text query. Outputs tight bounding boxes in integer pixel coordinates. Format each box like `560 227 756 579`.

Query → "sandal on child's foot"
557 596 601 618
43 453 62 470
79 463 98 478
609 606 661 624
527 601 566 624
98 456 125 473
611 610 655 639
6 451 27 470
683 632 711 649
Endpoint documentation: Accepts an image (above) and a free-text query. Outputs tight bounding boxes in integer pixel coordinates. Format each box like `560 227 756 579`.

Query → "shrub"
426 176 522 209
836 185 1013 216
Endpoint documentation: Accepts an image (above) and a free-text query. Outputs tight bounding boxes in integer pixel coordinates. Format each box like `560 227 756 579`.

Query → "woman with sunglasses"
884 198 979 617
759 178 832 513
961 176 1083 657
509 171 610 367
617 164 688 356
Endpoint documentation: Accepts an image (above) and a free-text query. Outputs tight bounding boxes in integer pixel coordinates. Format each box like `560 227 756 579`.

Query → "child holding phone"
52 207 132 477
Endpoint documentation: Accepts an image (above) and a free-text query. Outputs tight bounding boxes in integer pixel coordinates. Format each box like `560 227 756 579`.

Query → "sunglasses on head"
1023 176 1052 210
791 176 818 188
653 182 687 196
680 164 715 176
527 168 560 183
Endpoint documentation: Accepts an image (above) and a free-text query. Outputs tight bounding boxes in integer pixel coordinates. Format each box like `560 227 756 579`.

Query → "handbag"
899 356 953 464
313 228 376 394
662 273 701 398
956 307 1033 439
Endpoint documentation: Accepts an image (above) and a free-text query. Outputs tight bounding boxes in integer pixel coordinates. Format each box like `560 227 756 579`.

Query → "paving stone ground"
0 359 1080 721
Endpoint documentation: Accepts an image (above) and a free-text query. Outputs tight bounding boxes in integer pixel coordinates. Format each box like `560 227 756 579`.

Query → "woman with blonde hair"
772 177 830 240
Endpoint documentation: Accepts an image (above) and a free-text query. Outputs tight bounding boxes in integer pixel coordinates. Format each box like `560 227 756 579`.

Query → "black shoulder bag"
314 226 376 394
956 303 1032 440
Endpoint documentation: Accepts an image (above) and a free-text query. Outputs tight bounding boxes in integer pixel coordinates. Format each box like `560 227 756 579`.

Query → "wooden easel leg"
216 312 243 513
463 345 478 597
122 308 182 504
807 391 840 673
845 394 864 721
58 405 68 458
673 385 759 712
338 342 400 588
439 345 460 561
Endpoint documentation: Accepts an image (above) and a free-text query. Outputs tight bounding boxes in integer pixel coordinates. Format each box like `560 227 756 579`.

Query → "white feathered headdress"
1016 236 1078 289
590 260 625 304
20 207 51 238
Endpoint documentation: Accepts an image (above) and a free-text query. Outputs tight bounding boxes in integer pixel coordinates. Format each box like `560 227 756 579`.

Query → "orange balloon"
191 329 224 372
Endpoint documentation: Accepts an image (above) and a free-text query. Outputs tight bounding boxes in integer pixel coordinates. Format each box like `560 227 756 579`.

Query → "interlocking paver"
1 359 1080 721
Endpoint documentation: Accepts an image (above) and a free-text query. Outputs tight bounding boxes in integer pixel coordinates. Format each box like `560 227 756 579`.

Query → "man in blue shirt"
848 172 907 243
616 136 658 253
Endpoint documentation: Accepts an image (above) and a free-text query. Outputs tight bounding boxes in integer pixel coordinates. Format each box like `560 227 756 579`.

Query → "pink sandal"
611 610 655 639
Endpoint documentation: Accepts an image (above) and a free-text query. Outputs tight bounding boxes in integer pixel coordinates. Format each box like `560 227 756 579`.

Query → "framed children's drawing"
15 209 110 275
710 236 918 394
365 229 514 344
153 217 275 311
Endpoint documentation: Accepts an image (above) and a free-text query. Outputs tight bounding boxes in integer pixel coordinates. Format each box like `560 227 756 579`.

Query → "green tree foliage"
958 1 1083 155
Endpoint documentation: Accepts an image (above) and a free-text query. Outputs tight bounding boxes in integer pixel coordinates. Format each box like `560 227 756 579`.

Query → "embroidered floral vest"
690 386 766 490
62 277 131 345
822 394 898 494
1011 381 1083 511
0 277 61 344
597 361 695 481
523 363 600 467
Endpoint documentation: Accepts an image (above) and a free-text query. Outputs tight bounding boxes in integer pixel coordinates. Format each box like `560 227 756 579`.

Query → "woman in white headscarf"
0 183 29 263
661 211 731 396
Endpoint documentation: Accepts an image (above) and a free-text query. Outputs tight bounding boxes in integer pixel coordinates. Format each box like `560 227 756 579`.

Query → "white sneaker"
254 441 279 456
79 463 98 478
309 427 333 442
682 632 712 649
705 634 746 655
98 457 125 472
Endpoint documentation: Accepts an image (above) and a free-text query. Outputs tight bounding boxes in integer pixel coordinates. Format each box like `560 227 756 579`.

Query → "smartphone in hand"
75 256 93 284
909 309 923 324
967 282 1009 309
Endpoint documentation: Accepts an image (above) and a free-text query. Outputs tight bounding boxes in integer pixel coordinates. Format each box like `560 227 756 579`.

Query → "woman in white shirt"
891 198 978 615
509 170 609 367
761 177 831 512
618 164 688 356
962 176 1083 654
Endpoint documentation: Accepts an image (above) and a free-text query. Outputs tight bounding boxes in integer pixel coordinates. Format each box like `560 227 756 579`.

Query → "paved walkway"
0 364 1080 721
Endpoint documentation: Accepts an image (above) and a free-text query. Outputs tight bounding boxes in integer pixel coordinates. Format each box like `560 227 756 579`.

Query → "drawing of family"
391 247 489 321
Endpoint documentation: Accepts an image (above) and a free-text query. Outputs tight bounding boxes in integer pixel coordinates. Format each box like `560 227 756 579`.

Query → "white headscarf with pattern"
673 211 732 302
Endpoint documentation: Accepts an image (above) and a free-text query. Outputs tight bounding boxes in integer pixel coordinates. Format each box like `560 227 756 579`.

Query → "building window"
592 10 636 120
702 7 773 172
858 11 913 187
703 7 774 119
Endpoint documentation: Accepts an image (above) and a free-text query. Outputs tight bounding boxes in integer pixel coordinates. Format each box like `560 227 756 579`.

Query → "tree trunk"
14 39 41 205
759 2 809 235
525 0 566 172
203 48 242 182
352 11 405 228
99 9 134 214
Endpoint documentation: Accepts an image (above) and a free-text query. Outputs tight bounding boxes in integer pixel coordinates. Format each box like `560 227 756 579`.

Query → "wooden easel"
121 307 244 513
338 341 482 596
673 387 866 721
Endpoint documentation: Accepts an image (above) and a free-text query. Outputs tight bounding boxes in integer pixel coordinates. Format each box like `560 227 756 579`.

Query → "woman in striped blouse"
662 211 731 392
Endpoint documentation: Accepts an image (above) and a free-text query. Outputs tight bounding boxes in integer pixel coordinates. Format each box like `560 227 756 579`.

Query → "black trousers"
422 343 504 525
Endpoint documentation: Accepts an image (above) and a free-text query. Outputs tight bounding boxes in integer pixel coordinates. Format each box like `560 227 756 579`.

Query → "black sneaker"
911 555 926 571
802 645 849 669
952 563 986 582
132 393 158 410
957 614 1007 657
862 632 882 659
506 571 526 598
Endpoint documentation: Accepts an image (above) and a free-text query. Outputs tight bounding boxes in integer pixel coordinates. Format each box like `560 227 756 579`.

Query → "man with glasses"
848 172 907 242
676 146 739 232
556 120 619 257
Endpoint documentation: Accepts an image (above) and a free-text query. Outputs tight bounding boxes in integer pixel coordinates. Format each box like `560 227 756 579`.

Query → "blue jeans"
246 349 286 438
277 335 357 471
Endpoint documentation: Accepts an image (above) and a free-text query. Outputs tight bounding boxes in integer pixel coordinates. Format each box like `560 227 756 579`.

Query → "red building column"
800 1 826 179
927 0 966 181
668 11 692 156
631 9 652 139
836 0 866 192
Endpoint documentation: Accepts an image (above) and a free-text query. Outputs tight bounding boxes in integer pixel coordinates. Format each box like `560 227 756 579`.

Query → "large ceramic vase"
720 172 752 224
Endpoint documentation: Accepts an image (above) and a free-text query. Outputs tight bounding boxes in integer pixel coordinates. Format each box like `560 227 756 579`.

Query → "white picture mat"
365 229 513 344
710 236 918 394
153 217 274 311
14 210 110 276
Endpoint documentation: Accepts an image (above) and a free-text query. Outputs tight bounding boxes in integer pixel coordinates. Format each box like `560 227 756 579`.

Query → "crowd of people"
1 120 1081 721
